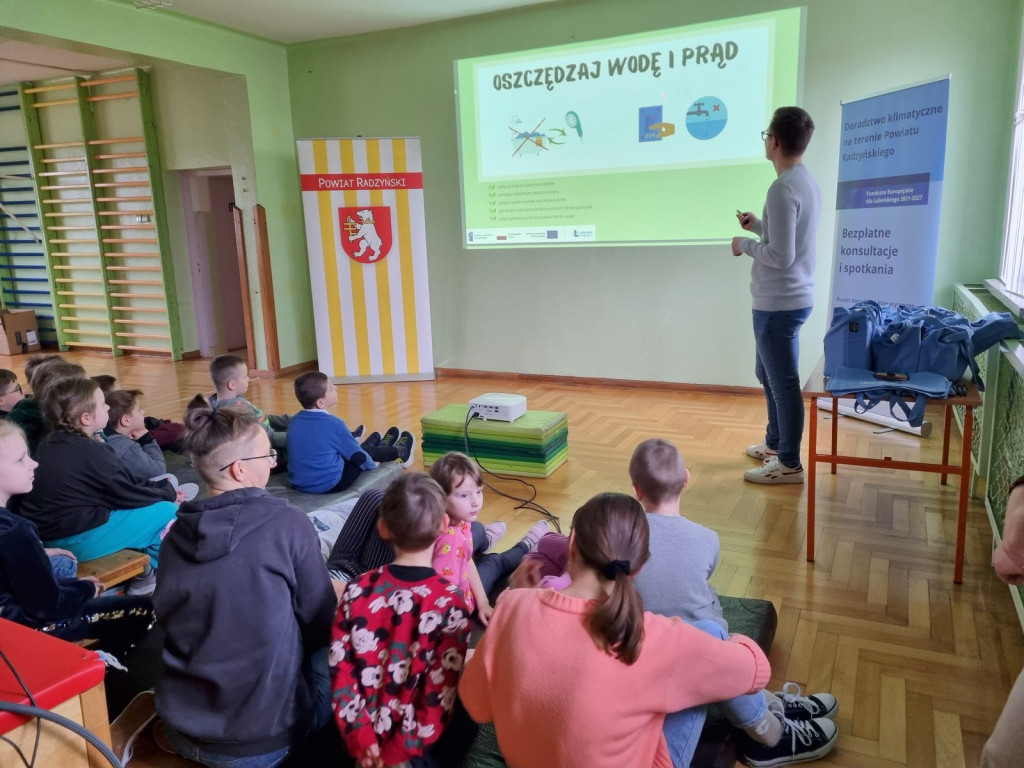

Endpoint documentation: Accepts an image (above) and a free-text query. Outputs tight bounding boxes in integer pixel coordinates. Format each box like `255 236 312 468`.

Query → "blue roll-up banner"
827 77 950 310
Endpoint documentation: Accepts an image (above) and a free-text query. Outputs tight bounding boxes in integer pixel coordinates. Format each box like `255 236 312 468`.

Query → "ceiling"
164 0 563 45
0 0 562 86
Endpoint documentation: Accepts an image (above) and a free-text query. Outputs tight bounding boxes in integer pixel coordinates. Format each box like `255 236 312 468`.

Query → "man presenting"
733 107 820 484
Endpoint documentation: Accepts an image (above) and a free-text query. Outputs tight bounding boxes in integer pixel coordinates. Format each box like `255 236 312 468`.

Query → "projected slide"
455 7 804 247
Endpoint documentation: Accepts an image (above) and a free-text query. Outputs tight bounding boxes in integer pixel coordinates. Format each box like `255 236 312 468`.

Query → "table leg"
941 403 952 485
954 405 973 584
808 395 817 562
831 396 839 474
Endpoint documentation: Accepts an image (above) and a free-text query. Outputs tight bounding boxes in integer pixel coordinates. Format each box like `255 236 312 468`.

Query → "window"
997 16 1024 306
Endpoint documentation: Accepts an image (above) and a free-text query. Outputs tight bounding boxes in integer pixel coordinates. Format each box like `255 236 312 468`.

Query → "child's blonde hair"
628 439 687 505
380 473 447 551
428 451 482 495
571 492 651 665
0 420 27 444
182 394 263 482
41 377 99 435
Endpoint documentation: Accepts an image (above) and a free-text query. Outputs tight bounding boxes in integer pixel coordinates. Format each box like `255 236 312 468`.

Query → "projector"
468 393 527 422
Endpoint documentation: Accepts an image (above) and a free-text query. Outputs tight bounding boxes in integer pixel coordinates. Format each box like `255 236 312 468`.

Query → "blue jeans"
49 554 78 581
662 620 767 768
163 649 332 768
753 308 812 468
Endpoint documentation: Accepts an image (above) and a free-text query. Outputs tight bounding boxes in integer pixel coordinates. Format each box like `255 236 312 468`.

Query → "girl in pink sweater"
460 492 773 768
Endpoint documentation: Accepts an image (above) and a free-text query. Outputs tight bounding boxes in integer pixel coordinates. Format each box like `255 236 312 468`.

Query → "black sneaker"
350 424 365 439
739 715 838 767
361 431 381 449
394 431 416 467
380 427 401 447
773 682 838 721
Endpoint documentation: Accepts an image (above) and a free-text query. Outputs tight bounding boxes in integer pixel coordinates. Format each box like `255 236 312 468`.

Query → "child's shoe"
127 569 157 596
350 424 365 439
738 696 838 767
773 682 838 720
380 427 401 447
484 522 507 551
361 431 381 449
520 521 551 552
394 431 416 467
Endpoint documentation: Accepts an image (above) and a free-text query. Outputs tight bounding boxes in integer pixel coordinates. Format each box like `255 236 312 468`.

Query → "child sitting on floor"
7 356 85 453
429 451 548 625
330 472 473 768
13 377 180 596
207 354 290 452
155 396 338 768
0 369 24 417
460 492 774 768
101 389 197 501
287 371 413 494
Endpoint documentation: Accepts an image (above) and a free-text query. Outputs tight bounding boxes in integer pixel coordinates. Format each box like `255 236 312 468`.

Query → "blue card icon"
639 105 662 142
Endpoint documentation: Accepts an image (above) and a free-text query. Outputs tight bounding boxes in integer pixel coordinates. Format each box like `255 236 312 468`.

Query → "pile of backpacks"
822 300 1022 426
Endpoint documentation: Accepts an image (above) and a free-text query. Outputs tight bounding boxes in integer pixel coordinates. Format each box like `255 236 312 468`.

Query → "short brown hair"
628 439 687 505
428 451 482 495
105 389 143 428
294 371 329 409
380 473 446 551
91 374 117 394
41 377 99 435
769 106 815 157
0 370 17 390
210 354 246 390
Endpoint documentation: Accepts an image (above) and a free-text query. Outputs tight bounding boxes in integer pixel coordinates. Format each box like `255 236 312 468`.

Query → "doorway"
180 169 247 357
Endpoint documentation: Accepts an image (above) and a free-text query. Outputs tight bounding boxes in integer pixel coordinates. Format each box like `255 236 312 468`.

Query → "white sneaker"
744 456 805 485
747 442 779 460
126 570 157 596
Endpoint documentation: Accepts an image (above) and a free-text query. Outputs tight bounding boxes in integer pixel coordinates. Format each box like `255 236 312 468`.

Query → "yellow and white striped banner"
297 137 433 381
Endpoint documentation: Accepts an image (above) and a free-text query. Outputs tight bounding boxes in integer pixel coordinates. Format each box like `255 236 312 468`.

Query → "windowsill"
985 278 1024 319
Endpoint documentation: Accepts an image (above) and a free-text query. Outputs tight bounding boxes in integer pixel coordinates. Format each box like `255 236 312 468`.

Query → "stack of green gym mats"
420 404 569 478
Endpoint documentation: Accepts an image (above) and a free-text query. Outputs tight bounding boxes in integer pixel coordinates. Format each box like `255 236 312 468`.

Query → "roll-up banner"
297 138 434 382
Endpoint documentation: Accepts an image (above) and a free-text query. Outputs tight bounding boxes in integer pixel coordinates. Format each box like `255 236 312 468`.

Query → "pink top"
432 521 474 611
459 588 770 768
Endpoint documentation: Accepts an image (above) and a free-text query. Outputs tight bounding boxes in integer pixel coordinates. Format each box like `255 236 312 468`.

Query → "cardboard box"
0 309 41 356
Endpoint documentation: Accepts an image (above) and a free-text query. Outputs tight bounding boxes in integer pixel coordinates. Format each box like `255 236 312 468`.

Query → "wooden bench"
77 550 149 589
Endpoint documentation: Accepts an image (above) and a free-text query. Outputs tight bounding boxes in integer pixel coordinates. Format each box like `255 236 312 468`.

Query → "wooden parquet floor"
3 350 1018 768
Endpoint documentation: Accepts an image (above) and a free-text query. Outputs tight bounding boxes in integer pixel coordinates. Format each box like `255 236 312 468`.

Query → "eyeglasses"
219 449 278 473
0 384 21 397
761 130 774 141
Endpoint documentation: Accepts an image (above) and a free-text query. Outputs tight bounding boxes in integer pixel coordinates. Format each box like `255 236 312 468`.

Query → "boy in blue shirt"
287 371 414 493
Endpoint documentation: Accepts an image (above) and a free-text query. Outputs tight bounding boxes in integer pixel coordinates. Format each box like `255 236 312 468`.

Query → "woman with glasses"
153 395 338 768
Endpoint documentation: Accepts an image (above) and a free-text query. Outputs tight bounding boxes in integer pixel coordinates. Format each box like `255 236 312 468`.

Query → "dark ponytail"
571 492 650 665
182 394 261 481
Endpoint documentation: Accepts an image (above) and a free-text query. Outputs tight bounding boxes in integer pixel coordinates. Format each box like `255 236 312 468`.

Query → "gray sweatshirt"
741 162 821 311
102 429 167 482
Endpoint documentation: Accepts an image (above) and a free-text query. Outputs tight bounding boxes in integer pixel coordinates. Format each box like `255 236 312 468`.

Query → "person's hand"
509 559 543 589
358 744 384 768
44 548 76 563
82 576 105 597
737 210 756 230
130 427 148 440
993 544 1024 585
476 601 493 626
731 237 745 257
175 488 187 503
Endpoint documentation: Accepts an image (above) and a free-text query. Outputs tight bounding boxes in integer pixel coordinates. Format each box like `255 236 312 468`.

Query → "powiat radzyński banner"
297 138 433 381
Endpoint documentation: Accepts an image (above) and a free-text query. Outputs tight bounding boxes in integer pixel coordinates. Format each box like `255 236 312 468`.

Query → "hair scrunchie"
602 559 631 580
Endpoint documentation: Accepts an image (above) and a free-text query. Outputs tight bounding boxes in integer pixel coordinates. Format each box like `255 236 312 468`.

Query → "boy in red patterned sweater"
329 472 471 768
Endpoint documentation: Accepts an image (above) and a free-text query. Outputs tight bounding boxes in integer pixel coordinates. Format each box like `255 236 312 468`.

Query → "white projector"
468 393 527 422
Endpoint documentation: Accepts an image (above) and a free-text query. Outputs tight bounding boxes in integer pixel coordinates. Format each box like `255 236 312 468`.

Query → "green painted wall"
288 0 1022 386
1 0 316 369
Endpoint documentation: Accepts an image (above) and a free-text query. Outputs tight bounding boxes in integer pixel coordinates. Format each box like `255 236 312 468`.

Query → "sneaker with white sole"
739 701 838 767
177 483 199 502
747 442 779 460
126 570 157 596
774 682 839 721
394 431 416 467
744 456 805 485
